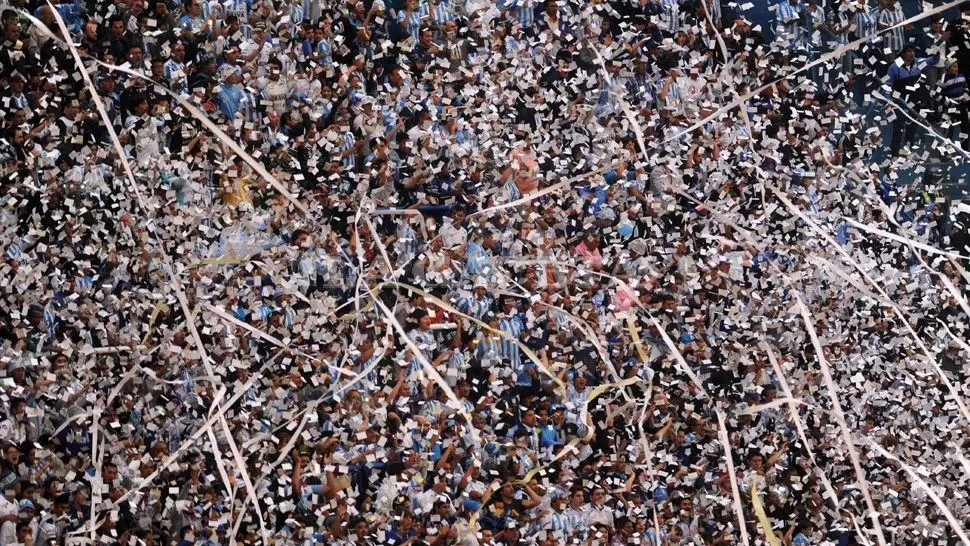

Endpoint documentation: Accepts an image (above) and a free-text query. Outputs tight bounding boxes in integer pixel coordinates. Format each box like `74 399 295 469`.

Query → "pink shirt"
574 241 603 268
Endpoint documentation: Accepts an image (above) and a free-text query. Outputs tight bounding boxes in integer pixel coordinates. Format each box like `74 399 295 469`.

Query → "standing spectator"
940 59 969 149
884 45 924 154
915 18 950 88
163 39 189 95
849 0 879 103
878 0 905 63
775 0 803 46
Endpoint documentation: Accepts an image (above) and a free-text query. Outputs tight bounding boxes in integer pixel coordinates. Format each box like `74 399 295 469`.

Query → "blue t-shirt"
218 84 244 120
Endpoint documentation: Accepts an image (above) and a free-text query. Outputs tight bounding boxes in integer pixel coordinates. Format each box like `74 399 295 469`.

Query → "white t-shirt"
0 419 26 445
439 222 468 250
123 114 162 166
0 495 18 544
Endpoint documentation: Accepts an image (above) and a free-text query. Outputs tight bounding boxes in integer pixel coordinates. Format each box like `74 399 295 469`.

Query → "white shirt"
588 504 614 527
439 221 468 250
0 418 26 444
259 78 290 114
124 114 162 166
0 496 18 544
240 38 274 71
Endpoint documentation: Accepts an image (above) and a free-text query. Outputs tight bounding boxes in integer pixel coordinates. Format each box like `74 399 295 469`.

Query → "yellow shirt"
222 176 253 207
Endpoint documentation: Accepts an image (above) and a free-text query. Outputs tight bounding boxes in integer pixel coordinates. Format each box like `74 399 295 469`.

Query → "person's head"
521 409 536 427
496 482 513 501
225 13 240 31
536 406 551 425
365 425 380 444
133 96 149 116
34 4 55 25
151 57 164 78
200 53 217 75
389 65 405 88
10 73 26 96
197 485 216 505
431 473 448 493
613 515 632 536
443 19 457 37
75 19 96 44
184 0 201 16
948 60 960 74
433 498 451 517
748 451 764 471
317 81 335 102
150 440 169 459
270 56 285 79
420 27 434 47
550 491 568 511
224 45 241 68
418 312 433 331
346 73 364 92
569 487 585 508
503 298 517 314
171 40 186 62
109 15 125 39
16 521 32 543
762 385 777 401
98 72 118 94
4 69 25 96
453 379 469 399
2 443 18 469
73 486 89 507
341 515 365 540
398 511 414 529
103 462 118 484
481 230 496 249
440 204 463 226
4 19 21 44
901 45 916 62
8 127 25 147
8 398 26 421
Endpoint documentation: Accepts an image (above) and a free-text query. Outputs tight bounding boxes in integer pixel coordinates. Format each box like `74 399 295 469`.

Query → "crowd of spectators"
0 0 969 544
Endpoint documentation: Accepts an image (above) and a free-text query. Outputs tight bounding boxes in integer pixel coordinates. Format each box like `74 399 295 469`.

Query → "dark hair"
8 396 26 413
